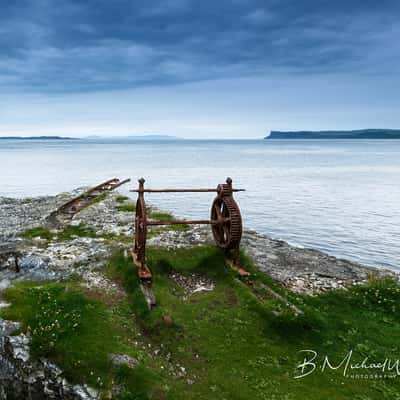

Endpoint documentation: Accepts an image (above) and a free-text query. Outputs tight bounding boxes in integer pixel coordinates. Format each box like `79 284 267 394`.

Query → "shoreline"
0 189 397 295
1 188 399 399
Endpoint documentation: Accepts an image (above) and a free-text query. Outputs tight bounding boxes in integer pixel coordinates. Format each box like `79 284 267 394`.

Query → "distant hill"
0 135 181 141
0 136 77 140
85 135 181 141
265 129 400 139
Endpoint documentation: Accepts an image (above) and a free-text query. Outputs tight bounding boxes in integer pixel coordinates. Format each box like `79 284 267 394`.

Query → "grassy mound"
2 246 400 399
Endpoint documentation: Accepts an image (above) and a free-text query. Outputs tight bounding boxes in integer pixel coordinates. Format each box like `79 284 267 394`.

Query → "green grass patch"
116 195 130 203
148 211 190 232
0 281 161 399
3 246 400 400
106 247 400 400
90 192 108 205
21 222 132 245
106 252 155 323
22 224 100 241
148 212 174 221
57 224 97 240
21 227 54 240
116 204 136 212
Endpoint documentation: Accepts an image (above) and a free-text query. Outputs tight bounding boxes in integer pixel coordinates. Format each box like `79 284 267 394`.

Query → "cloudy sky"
0 0 399 138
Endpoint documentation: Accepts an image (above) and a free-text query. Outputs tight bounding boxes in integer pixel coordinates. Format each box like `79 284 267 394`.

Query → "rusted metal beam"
130 188 245 193
147 218 230 226
60 178 120 209
57 177 131 215
147 219 211 226
110 178 131 190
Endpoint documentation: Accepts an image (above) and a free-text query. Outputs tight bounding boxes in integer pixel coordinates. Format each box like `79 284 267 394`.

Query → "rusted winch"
130 177 248 282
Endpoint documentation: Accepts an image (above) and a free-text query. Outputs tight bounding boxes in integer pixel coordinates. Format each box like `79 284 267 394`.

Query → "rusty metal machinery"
130 177 248 282
46 178 131 228
59 178 131 215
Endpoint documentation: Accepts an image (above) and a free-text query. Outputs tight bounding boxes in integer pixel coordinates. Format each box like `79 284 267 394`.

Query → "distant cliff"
265 129 400 139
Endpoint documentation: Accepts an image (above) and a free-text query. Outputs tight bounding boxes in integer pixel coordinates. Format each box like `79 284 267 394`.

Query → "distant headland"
265 129 400 139
0 136 78 140
0 135 180 141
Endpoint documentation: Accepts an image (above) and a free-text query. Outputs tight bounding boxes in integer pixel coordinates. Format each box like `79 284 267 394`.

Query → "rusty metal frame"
57 178 131 215
130 177 248 283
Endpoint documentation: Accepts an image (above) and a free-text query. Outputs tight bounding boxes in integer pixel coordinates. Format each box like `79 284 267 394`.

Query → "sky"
0 0 399 139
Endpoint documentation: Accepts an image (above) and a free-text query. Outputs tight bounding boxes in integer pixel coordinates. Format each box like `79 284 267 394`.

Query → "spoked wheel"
134 197 147 266
211 196 242 249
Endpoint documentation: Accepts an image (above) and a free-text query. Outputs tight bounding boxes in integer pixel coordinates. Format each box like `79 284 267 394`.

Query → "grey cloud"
0 0 399 92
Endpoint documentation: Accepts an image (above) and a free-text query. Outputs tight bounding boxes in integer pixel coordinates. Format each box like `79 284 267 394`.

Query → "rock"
169 272 214 295
0 195 69 240
0 280 12 292
0 319 20 336
109 354 138 369
0 321 98 399
69 220 82 227
20 255 48 270
7 334 30 362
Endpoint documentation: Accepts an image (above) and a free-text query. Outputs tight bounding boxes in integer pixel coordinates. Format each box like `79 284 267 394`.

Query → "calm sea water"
1 139 399 270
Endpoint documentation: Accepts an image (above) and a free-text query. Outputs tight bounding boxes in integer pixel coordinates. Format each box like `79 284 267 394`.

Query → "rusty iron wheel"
134 196 147 264
210 196 242 249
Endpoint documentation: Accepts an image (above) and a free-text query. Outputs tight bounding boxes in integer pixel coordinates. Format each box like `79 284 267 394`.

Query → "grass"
58 224 97 240
115 195 136 212
21 224 97 241
106 248 400 399
1 281 155 399
90 192 109 205
116 195 130 203
116 204 136 213
20 223 132 243
148 212 175 221
148 211 190 232
22 226 54 240
3 246 400 399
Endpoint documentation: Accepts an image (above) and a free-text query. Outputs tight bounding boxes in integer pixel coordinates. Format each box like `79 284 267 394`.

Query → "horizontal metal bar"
130 188 245 193
147 219 216 226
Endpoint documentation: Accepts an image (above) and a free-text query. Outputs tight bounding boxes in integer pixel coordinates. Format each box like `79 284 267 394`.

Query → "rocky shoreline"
0 189 398 399
1 188 397 295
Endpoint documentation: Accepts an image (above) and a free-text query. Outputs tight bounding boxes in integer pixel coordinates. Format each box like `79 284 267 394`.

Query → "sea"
1 138 399 270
